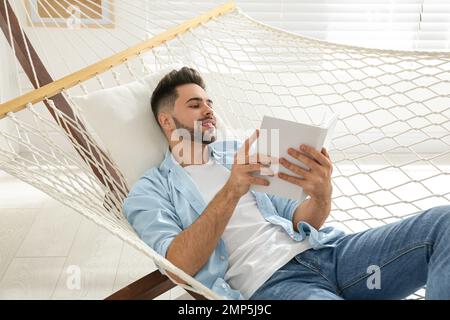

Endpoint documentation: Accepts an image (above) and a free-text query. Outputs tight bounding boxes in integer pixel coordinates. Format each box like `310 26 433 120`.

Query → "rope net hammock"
1 0 449 299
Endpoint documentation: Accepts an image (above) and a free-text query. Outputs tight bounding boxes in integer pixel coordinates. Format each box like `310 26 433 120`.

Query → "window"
237 0 450 51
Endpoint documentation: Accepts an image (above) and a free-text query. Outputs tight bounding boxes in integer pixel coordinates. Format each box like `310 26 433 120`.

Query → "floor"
0 170 192 300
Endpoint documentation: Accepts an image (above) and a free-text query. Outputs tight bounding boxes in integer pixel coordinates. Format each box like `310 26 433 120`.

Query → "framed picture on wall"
25 0 115 29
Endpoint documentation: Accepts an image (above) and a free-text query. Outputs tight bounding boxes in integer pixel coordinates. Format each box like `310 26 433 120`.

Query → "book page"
251 114 337 201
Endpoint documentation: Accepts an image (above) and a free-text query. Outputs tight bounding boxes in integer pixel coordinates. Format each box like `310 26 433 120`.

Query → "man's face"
166 83 217 145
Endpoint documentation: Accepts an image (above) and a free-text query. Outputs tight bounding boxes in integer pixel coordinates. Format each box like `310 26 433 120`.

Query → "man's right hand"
224 130 275 199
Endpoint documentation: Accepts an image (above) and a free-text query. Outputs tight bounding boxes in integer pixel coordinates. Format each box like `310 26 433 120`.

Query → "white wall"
0 33 20 153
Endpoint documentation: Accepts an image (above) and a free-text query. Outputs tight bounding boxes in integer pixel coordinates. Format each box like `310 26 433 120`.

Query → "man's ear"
158 112 173 131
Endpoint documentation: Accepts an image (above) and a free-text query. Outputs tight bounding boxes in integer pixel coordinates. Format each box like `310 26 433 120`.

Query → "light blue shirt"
123 140 345 299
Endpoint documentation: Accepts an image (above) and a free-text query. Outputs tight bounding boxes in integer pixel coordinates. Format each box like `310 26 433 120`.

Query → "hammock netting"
1 0 449 299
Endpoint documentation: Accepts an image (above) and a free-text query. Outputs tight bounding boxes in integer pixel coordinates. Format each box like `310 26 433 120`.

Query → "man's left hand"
278 145 333 203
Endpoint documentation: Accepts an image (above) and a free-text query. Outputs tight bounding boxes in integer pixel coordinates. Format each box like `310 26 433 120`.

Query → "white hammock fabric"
1 0 449 299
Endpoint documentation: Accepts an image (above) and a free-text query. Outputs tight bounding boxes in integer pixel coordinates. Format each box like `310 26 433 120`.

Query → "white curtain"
0 38 20 152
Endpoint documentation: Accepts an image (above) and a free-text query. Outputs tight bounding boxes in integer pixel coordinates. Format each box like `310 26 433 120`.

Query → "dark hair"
151 67 206 126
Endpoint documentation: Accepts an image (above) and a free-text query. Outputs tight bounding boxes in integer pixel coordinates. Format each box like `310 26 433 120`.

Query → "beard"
172 116 217 145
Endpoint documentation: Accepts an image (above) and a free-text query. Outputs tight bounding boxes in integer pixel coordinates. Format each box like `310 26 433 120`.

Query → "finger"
243 163 263 173
322 148 333 173
236 130 259 164
242 130 259 156
287 148 320 171
244 164 275 176
279 157 312 178
248 153 279 166
278 172 306 187
299 145 330 167
249 176 270 186
322 147 331 160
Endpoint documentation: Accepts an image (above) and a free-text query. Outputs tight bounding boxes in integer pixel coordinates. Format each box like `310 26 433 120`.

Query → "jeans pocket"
293 249 321 272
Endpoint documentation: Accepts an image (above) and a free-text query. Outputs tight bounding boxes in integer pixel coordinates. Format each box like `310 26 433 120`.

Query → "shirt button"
222 284 227 289
220 256 225 260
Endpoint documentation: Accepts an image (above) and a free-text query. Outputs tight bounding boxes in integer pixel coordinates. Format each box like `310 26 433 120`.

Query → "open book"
251 112 339 202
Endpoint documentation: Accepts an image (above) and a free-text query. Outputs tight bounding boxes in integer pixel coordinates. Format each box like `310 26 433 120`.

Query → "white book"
251 112 339 202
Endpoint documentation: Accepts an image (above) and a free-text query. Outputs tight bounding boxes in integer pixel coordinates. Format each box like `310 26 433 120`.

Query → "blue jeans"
250 205 450 300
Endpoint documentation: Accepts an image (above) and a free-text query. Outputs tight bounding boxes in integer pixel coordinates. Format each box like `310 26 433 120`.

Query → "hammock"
1 0 449 300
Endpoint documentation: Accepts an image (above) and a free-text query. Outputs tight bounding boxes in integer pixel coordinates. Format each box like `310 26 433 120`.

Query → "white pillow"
72 66 179 188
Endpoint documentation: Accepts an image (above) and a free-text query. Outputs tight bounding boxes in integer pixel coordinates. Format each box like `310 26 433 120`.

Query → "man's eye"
190 105 200 108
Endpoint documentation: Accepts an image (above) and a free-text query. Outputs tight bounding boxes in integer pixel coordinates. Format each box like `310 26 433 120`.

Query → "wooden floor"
0 170 192 300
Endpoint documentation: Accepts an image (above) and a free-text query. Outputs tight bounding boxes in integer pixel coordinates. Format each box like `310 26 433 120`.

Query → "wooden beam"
106 270 176 300
0 0 127 201
106 270 208 300
0 1 236 118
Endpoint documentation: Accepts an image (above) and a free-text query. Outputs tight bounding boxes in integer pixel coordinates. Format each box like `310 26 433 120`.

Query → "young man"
123 67 450 300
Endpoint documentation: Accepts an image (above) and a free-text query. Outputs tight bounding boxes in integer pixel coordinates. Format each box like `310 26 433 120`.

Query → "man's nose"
203 103 214 116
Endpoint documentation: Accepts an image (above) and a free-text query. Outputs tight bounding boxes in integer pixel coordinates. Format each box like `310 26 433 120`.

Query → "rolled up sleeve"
267 194 300 223
123 175 182 260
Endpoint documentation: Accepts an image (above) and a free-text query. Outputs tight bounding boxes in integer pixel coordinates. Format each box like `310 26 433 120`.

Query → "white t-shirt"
184 156 311 299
